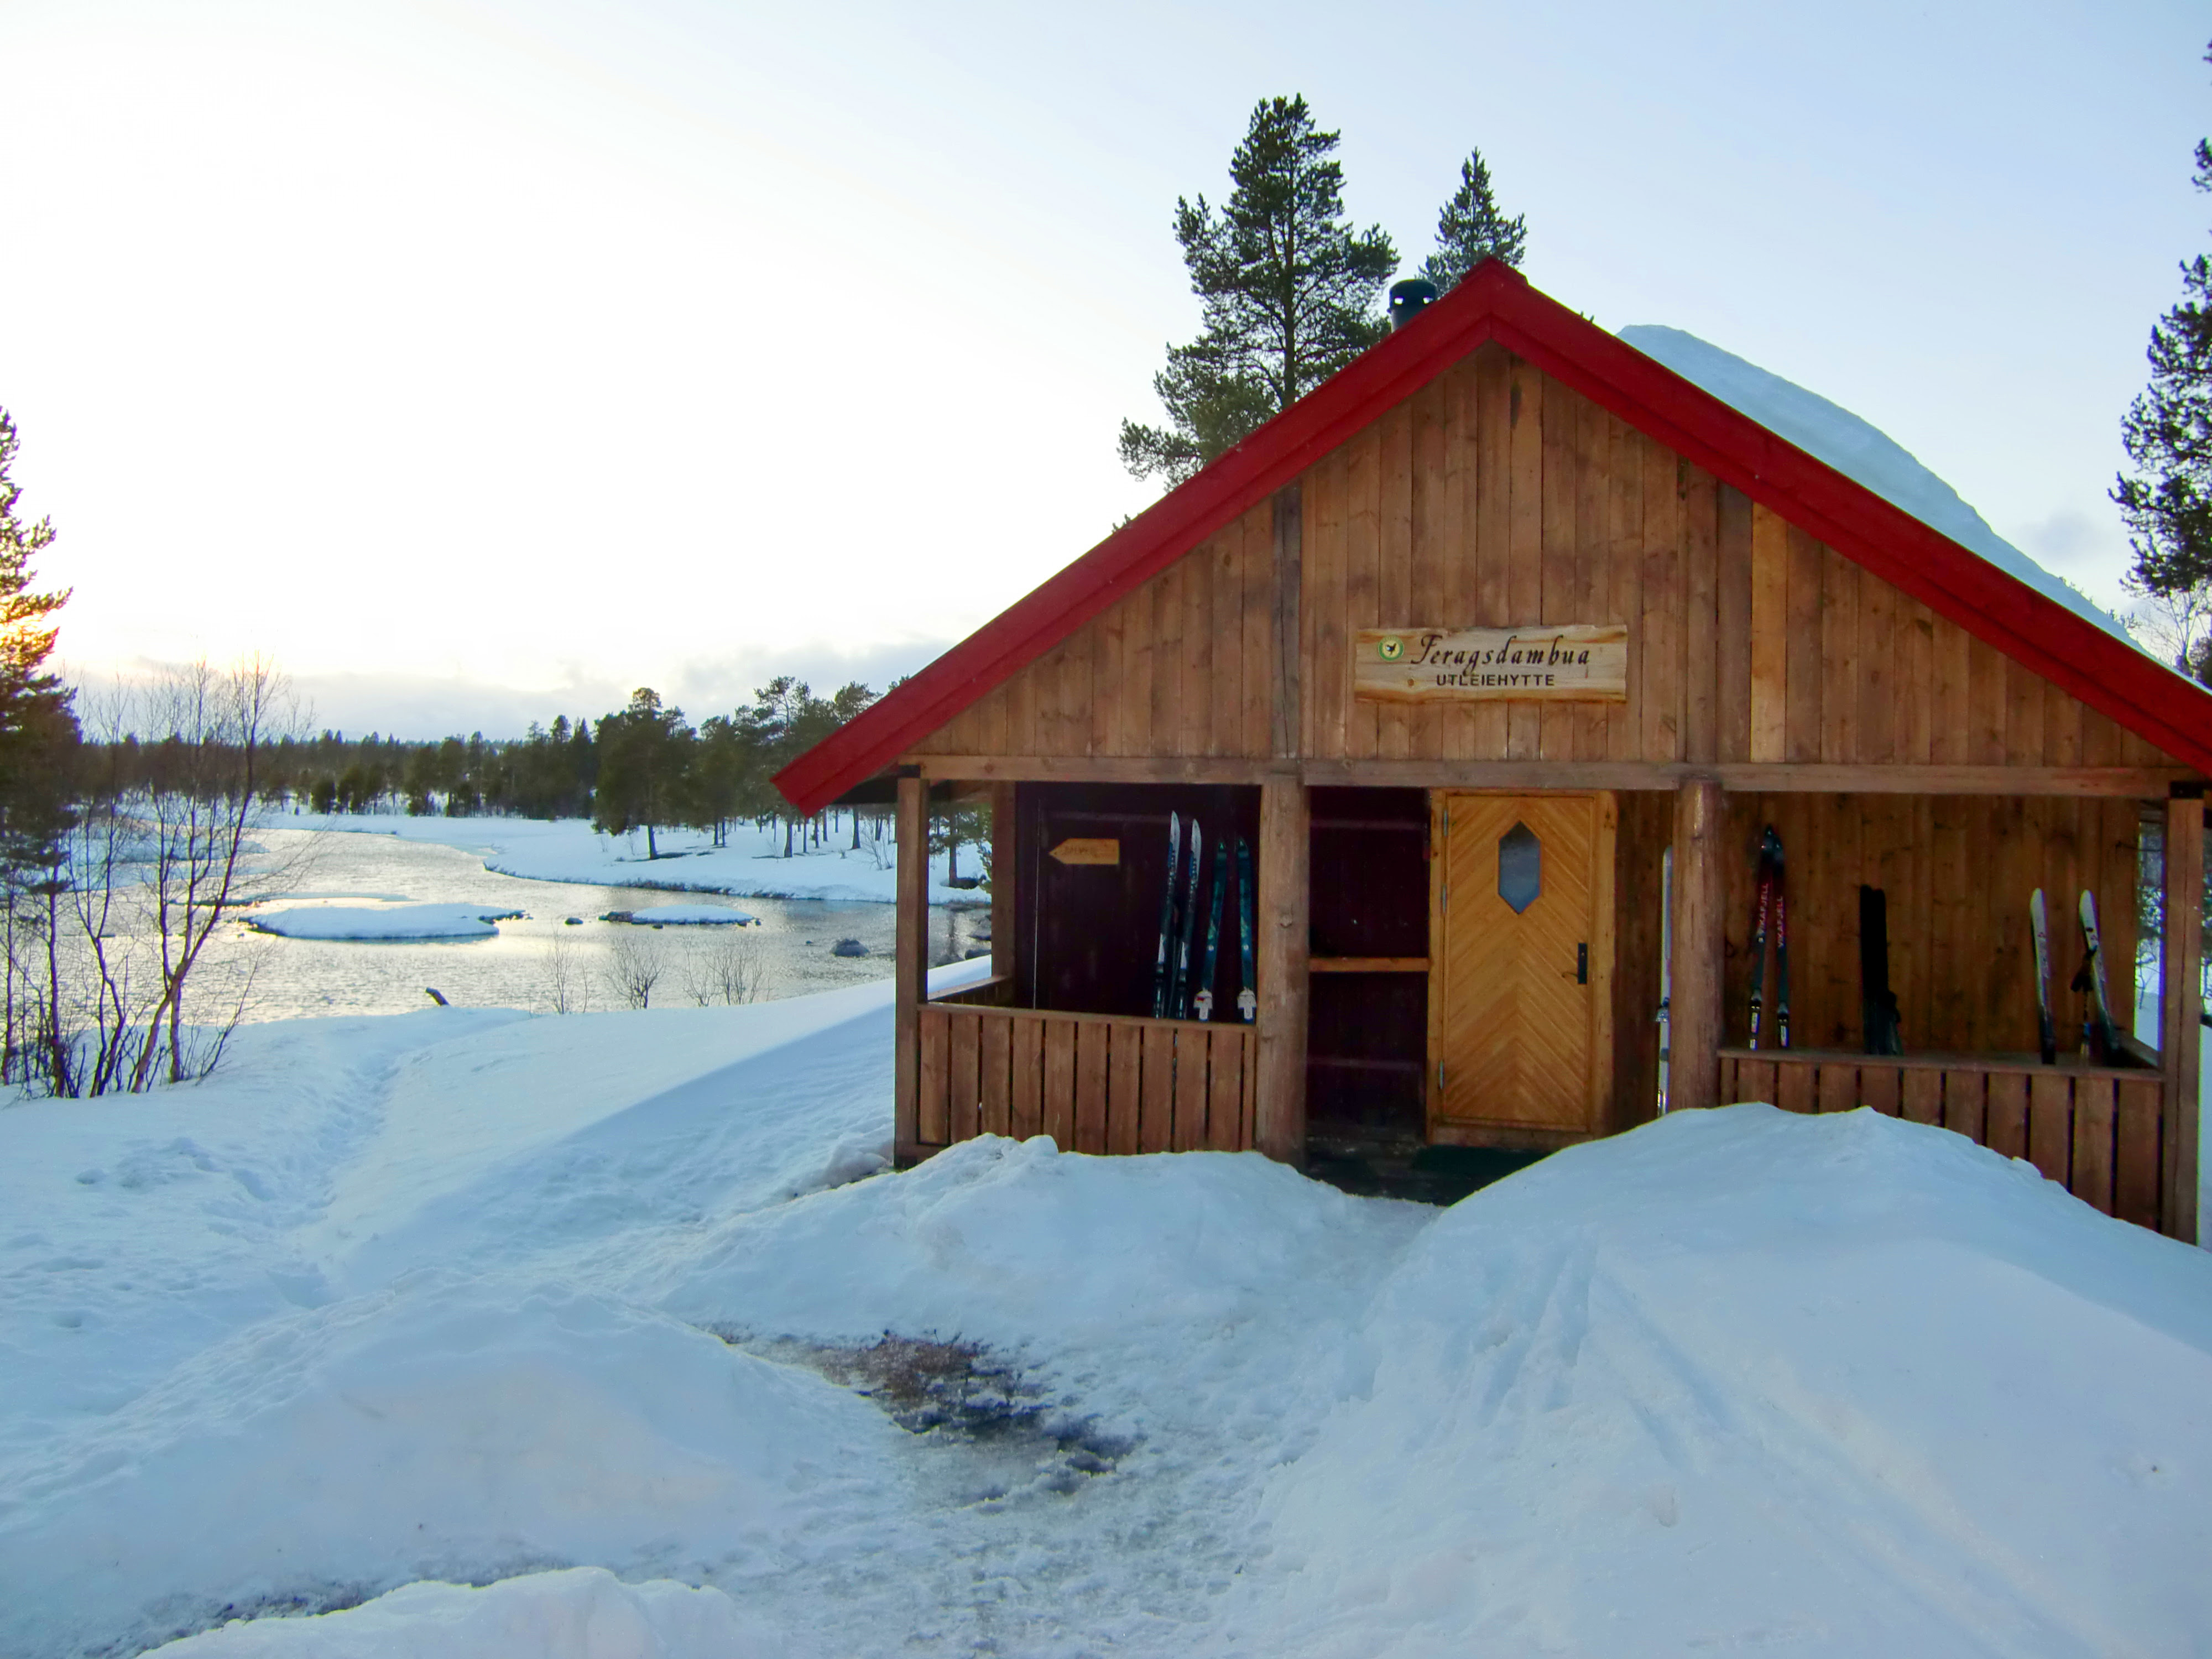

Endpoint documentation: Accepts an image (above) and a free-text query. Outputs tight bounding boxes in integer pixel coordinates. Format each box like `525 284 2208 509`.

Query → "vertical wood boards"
894 774 928 1162
1257 779 1311 1163
899 350 2192 781
990 783 1016 982
1669 778 1728 1114
1609 791 1671 1131
2162 791 2204 1242
1272 486 1303 759
1749 506 1788 762
911 1005 1259 1159
1431 791 1616 1136
1713 794 2140 1058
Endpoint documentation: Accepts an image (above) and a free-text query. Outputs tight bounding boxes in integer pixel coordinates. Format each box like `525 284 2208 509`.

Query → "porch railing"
917 999 1257 1156
1718 1048 2165 1230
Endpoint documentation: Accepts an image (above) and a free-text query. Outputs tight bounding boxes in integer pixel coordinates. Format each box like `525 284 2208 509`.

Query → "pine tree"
0 408 71 760
0 405 77 903
1119 96 1396 486
592 688 692 859
1419 147 1528 291
2115 44 2212 681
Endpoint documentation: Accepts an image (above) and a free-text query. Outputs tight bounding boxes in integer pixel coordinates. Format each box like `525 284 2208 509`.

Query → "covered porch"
885 764 2202 1240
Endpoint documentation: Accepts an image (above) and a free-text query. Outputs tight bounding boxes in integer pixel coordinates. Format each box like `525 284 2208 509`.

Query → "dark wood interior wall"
1716 795 2143 1055
909 347 2173 772
1306 787 1430 1134
1012 781 1261 1020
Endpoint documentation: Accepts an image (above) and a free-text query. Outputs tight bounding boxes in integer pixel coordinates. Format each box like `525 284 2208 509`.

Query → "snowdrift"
140 1567 778 1659
1230 1103 2212 1657
2 977 2208 1658
247 904 524 941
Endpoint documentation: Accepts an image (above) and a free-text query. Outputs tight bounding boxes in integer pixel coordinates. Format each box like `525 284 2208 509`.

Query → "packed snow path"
2 968 2208 1658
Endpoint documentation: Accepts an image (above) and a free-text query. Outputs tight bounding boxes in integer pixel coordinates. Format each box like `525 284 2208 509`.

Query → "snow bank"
1619 325 2141 647
248 904 524 942
147 1567 778 1658
293 813 985 906
614 903 756 926
7 977 2209 1658
1228 1103 2212 1657
0 1286 891 1659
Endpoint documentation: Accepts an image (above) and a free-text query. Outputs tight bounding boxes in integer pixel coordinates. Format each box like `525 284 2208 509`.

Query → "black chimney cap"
1388 277 1439 332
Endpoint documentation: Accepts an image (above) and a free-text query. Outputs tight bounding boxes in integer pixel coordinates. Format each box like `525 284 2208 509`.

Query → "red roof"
776 262 2212 812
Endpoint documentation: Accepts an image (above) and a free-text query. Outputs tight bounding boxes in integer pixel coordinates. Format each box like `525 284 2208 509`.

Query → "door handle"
1577 942 1588 985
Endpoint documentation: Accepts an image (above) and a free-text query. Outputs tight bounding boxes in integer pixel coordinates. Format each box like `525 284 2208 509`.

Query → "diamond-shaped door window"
1498 821 1541 914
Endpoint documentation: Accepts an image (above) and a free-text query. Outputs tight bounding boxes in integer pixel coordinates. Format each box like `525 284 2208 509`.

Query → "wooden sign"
1048 837 1120 867
1354 624 1629 703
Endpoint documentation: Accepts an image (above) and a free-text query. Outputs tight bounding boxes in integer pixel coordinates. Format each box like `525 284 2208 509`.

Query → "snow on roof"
1616 325 2135 647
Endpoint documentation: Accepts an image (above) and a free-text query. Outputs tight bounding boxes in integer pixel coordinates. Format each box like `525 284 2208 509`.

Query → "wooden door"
1430 792 1616 1142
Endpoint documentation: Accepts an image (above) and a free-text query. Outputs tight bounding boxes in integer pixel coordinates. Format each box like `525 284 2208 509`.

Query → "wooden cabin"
776 262 2209 1243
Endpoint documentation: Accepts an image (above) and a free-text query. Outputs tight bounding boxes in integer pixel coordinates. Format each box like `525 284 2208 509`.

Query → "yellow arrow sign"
1048 837 1120 867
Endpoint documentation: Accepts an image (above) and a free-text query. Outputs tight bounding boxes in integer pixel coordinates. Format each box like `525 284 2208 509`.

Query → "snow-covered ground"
3 971 2209 1657
291 813 987 907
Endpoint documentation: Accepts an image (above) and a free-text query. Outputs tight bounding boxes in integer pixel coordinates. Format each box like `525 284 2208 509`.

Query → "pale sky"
3 0 2206 736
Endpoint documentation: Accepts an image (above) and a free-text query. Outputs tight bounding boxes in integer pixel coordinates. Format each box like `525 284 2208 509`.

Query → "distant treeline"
86 677 898 859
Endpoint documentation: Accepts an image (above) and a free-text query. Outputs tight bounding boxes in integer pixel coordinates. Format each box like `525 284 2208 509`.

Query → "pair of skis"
1747 826 1791 1048
1150 813 1257 1023
2030 888 2120 1064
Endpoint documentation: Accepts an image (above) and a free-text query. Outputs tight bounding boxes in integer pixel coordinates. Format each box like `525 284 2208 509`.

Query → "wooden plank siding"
905 346 2179 775
914 1002 1259 1159
1712 794 2143 1057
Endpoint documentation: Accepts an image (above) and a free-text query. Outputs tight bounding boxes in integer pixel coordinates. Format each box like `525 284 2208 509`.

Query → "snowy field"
293 812 986 907
3 966 2210 1657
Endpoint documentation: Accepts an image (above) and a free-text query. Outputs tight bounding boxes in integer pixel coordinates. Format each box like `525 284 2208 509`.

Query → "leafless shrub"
544 931 585 1014
5 658 311 1095
685 926 770 1006
603 928 667 1009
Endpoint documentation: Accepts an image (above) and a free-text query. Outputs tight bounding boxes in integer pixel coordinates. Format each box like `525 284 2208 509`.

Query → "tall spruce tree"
1419 147 1527 291
1119 96 1396 486
2115 43 2212 681
0 406 76 880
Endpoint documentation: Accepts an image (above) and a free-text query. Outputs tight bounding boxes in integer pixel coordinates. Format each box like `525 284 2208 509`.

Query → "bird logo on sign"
1378 635 1405 662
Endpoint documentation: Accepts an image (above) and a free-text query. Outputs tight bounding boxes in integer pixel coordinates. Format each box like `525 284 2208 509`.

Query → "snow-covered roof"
1617 325 2134 646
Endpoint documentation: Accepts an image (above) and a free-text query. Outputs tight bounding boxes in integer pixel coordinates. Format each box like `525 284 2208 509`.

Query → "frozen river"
205 827 987 1022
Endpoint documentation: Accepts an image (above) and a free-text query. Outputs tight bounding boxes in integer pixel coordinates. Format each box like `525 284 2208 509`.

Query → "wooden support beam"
1256 776 1311 1165
910 754 2196 799
1669 776 1727 1113
1272 484 1303 760
894 773 928 1166
2162 786 2203 1242
989 782 1016 984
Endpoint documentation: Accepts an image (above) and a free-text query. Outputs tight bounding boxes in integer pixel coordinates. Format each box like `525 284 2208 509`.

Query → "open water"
195 828 985 1022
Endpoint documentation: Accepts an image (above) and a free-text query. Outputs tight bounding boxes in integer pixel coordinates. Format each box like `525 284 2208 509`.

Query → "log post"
1256 775 1310 1164
894 771 927 1166
1668 776 1726 1113
2161 786 2203 1242
989 782 1016 986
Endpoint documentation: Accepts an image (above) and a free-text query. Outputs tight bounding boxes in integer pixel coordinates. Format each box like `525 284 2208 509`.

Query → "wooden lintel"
907 754 2197 798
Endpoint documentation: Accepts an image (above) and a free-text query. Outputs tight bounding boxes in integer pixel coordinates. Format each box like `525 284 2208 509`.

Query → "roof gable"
777 264 2212 811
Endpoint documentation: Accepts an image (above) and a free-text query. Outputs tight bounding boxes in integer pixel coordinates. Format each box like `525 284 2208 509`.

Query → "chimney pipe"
1387 277 1439 333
